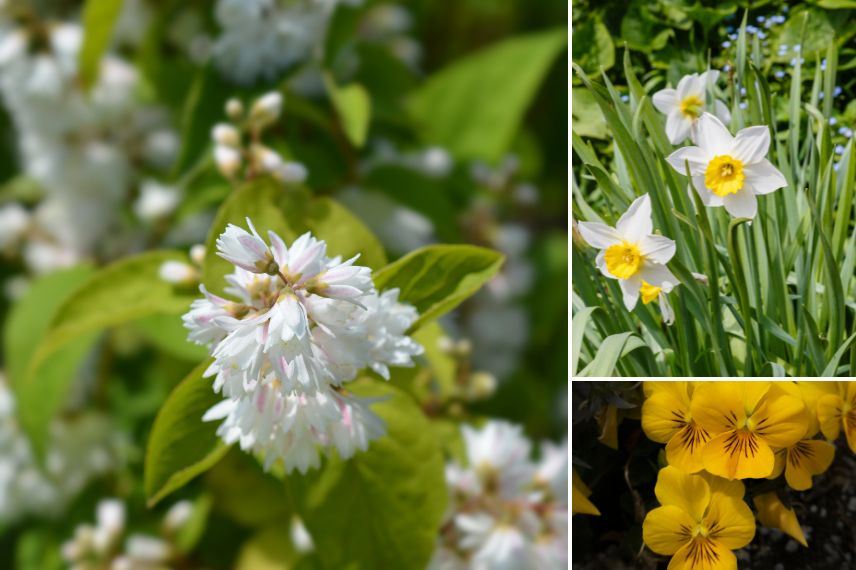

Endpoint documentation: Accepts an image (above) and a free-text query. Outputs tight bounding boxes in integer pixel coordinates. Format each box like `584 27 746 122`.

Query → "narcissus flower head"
666 113 787 219
643 466 755 570
690 382 808 480
577 194 678 311
653 71 731 145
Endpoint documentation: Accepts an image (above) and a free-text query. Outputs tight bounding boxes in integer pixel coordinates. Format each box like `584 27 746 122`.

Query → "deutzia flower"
184 219 423 473
428 421 568 570
653 71 731 145
666 112 787 219
577 194 678 311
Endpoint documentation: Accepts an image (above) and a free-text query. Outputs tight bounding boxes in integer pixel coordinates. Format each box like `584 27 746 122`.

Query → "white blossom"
133 180 180 223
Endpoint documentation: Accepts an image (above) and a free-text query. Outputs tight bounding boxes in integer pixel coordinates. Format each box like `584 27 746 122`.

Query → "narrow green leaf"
325 74 372 148
79 0 124 90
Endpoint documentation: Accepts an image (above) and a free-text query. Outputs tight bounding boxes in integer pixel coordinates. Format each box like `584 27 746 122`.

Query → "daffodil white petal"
667 147 708 176
619 274 643 310
731 125 771 164
594 250 614 280
652 88 677 114
714 99 731 125
665 111 692 145
615 194 653 242
744 160 787 194
676 74 702 101
690 176 724 207
659 292 675 325
696 113 732 155
577 221 622 249
701 70 720 86
639 235 676 264
639 263 678 290
723 190 758 219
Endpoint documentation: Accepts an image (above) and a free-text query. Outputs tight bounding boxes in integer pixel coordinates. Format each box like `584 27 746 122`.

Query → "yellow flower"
640 281 662 304
705 155 745 197
767 428 835 491
642 382 711 473
753 492 807 547
691 382 807 480
596 404 619 450
817 381 856 453
571 469 600 516
643 466 755 570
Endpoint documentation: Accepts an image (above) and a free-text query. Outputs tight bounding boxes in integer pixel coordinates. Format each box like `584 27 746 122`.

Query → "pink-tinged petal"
639 235 676 264
667 147 709 176
652 88 677 114
690 176 724 207
268 230 288 265
616 194 653 243
577 221 621 249
666 110 692 145
731 125 771 164
696 112 733 156
723 191 758 219
744 159 787 195
619 274 643 310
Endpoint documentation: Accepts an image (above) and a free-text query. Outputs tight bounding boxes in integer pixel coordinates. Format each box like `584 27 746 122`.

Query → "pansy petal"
639 235 676 264
577 221 622 249
667 147 709 176
668 538 736 570
653 88 677 114
754 493 807 547
654 466 710 521
665 423 710 473
696 112 733 156
666 110 692 145
704 493 755 549
642 391 690 443
730 125 771 164
690 382 746 434
751 394 807 448
785 439 834 491
643 506 695 556
698 472 745 500
744 159 787 194
615 194 653 242
722 191 757 219
702 431 775 480
816 394 843 441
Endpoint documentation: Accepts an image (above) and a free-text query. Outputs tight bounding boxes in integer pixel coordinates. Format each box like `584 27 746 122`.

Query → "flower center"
604 242 642 279
680 95 704 119
705 155 745 197
640 281 662 304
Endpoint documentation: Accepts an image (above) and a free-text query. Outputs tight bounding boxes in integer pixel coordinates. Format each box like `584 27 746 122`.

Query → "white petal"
691 176 724 207
666 146 708 175
659 293 675 325
639 263 678 289
615 194 653 243
723 191 757 219
652 88 677 114
619 275 642 311
744 159 787 194
665 110 692 145
639 235 676 264
701 70 720 86
714 99 731 125
595 250 616 279
696 112 733 155
676 73 702 101
203 399 236 421
577 222 621 249
731 125 771 164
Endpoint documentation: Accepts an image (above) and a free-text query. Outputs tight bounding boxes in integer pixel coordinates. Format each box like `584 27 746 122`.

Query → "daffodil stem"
728 218 761 375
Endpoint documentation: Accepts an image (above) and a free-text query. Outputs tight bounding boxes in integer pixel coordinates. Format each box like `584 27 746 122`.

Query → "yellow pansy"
753 492 807 547
816 381 856 453
642 382 711 473
691 382 807 480
768 426 835 491
643 466 755 570
571 469 600 516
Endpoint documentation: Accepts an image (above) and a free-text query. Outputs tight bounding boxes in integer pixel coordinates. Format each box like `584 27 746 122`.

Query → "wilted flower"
753 492 807 547
666 113 787 219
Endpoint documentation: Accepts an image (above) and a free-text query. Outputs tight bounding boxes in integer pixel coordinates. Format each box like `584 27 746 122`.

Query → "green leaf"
571 88 608 140
573 16 614 72
17 251 198 454
145 361 229 506
325 74 372 148
577 332 651 377
300 196 387 271
132 313 208 362
373 245 504 331
293 380 446 570
235 522 300 570
79 0 124 90
407 28 566 162
4 265 94 390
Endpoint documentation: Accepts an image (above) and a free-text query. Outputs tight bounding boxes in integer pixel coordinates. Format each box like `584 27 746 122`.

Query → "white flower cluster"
0 374 118 525
62 498 193 570
184 219 423 473
212 0 358 85
429 421 568 570
0 17 177 273
212 92 307 184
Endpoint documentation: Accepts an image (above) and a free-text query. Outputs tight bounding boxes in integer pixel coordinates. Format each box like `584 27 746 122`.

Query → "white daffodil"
666 113 787 219
653 71 731 145
577 194 677 311
639 275 678 326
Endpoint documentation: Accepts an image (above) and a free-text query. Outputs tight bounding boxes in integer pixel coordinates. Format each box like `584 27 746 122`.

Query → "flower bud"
163 500 193 534
249 92 283 129
211 123 241 147
159 261 198 286
467 371 497 400
214 145 242 178
225 98 244 120
189 244 206 266
274 161 308 184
